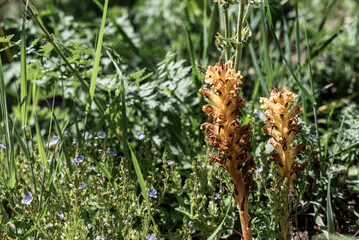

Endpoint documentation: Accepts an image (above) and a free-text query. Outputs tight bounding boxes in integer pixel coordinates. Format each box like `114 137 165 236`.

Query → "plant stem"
234 0 245 71
223 7 231 61
20 0 105 113
230 163 252 240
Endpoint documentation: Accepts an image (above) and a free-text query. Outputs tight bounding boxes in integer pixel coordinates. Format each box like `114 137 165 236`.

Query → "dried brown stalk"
200 60 255 240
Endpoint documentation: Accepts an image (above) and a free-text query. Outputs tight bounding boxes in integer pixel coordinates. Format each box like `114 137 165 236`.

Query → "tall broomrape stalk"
200 60 255 240
260 88 307 239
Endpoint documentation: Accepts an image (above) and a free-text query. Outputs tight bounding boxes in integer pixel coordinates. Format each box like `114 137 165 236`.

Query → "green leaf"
21 0 29 128
88 0 109 110
34 112 47 169
208 197 233 240
128 142 155 225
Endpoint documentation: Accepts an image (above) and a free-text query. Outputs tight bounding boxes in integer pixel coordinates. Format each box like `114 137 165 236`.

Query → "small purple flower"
254 109 266 121
99 234 105 240
167 160 174 166
22 192 33 205
79 183 87 189
255 167 263 173
147 188 157 198
49 136 59 147
108 149 117 157
64 128 68 134
189 221 193 227
75 155 84 163
137 132 145 140
0 142 6 149
83 131 89 140
214 193 221 199
309 134 318 142
146 234 156 240
40 166 45 172
97 131 106 139
59 213 64 219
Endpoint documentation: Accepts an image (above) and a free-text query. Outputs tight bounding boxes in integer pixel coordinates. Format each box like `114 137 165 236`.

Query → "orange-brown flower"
200 60 254 240
260 88 307 183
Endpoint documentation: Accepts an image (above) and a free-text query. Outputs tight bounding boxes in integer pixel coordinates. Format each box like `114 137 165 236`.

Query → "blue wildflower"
137 132 145 140
254 109 266 121
99 234 105 240
108 149 117 157
255 167 263 173
214 193 221 199
22 192 33 205
83 131 89 140
59 213 64 219
79 183 87 189
97 131 106 139
0 142 6 149
309 134 318 142
189 221 193 227
146 234 156 240
75 155 84 163
167 160 174 166
49 136 59 147
40 166 46 172
147 188 157 198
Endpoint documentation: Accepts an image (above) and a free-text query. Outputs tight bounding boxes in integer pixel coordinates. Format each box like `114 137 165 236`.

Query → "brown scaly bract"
200 59 255 193
260 88 307 183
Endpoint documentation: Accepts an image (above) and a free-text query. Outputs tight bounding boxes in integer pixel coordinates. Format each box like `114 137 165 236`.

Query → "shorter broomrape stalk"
260 88 307 239
200 60 255 240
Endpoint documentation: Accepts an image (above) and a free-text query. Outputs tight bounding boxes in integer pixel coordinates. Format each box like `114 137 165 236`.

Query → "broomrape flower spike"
260 88 307 184
200 60 255 240
260 88 307 239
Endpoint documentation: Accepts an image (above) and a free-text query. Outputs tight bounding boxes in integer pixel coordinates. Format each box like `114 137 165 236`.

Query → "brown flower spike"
260 88 307 184
200 60 255 240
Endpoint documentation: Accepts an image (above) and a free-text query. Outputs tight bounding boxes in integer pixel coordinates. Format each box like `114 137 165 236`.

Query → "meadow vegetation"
0 0 358 239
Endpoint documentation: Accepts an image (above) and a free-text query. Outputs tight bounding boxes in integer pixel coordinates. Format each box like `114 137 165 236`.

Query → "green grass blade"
92 0 156 72
52 112 73 174
249 44 268 100
207 197 233 240
202 0 208 66
20 0 29 128
316 0 338 37
326 176 335 236
260 5 272 91
128 142 156 225
185 24 200 89
79 149 117 187
106 50 129 158
311 19 357 59
294 5 307 122
0 56 16 188
120 78 129 158
304 22 314 94
202 1 216 67
88 0 109 110
34 112 47 169
263 0 316 105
